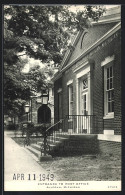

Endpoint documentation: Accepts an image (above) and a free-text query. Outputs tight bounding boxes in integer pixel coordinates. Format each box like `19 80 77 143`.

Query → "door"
81 92 89 133
82 93 88 115
38 105 51 123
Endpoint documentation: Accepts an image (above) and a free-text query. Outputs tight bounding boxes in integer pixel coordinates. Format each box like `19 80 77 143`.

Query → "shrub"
6 124 19 130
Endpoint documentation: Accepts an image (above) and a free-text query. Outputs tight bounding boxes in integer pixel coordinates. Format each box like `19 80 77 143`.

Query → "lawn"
38 155 121 181
12 135 121 181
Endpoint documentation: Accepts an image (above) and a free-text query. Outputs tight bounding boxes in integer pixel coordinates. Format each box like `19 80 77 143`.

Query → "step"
31 143 56 151
48 140 61 145
37 140 61 146
26 133 99 157
48 136 69 142
30 143 41 151
26 146 41 157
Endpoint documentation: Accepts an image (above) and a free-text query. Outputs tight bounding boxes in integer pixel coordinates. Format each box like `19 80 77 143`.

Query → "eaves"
61 22 121 73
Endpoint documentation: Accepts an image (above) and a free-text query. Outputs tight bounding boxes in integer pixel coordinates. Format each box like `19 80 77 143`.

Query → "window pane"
107 79 109 90
110 66 112 77
84 95 86 101
108 91 110 101
108 102 110 112
71 86 73 101
110 78 112 89
105 65 114 114
112 90 114 100
107 68 109 78
69 84 73 115
112 101 114 112
107 90 114 113
83 78 88 89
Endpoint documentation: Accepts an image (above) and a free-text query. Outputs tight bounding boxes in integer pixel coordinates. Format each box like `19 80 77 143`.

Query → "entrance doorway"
38 105 51 123
78 76 90 133
80 91 89 133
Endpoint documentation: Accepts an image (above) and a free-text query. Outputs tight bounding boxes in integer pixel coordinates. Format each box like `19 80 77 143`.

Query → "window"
58 92 62 120
83 94 87 115
68 84 73 116
83 78 88 90
102 55 115 118
106 66 114 113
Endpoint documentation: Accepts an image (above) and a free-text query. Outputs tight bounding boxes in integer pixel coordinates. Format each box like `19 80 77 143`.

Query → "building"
19 87 54 124
19 64 57 124
53 6 121 155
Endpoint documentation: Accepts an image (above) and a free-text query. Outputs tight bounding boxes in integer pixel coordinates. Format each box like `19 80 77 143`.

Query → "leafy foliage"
4 5 105 116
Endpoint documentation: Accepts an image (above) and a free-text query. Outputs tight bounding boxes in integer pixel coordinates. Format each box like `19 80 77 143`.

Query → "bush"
19 122 52 136
21 122 34 136
34 123 51 135
6 124 19 130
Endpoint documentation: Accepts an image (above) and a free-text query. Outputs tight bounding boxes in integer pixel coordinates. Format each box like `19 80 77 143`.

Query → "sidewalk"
4 131 56 191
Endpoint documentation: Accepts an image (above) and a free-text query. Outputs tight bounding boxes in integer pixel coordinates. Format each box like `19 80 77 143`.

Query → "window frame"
101 55 115 119
68 84 73 116
67 80 73 121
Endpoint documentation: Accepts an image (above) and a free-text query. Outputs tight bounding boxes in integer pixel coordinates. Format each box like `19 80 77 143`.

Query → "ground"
12 136 121 181
38 155 121 181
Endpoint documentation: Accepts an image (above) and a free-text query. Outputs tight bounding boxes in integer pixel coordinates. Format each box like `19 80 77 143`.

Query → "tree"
4 5 106 116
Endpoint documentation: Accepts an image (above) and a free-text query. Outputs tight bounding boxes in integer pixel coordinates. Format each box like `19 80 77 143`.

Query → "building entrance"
38 105 51 123
78 76 90 133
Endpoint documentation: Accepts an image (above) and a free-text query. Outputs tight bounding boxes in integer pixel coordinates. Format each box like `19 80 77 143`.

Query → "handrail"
67 115 96 116
41 115 97 154
46 119 64 133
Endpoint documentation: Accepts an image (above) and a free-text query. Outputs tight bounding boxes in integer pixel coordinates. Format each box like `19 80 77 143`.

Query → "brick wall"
54 78 62 122
90 34 121 134
31 97 41 124
103 119 114 130
98 140 121 157
68 23 117 65
54 30 121 135
113 37 121 135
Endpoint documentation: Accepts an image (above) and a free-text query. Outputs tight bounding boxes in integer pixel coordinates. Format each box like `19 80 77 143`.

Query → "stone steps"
25 133 99 159
26 146 41 157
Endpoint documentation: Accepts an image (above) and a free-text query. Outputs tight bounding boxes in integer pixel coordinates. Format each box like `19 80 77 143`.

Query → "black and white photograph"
3 4 121 191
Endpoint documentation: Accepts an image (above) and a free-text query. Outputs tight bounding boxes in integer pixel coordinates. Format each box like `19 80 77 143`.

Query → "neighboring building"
20 65 57 124
53 6 121 155
29 87 54 124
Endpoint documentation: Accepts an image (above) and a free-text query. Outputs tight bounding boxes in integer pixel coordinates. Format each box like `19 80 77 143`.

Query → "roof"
61 6 121 70
53 6 121 81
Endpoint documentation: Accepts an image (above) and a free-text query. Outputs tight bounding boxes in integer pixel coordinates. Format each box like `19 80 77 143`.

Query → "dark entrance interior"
38 105 51 123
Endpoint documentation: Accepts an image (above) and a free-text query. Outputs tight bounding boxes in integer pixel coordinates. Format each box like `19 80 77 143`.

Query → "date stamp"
13 173 54 181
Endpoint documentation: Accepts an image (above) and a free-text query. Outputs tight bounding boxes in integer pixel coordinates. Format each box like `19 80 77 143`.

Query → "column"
76 78 79 133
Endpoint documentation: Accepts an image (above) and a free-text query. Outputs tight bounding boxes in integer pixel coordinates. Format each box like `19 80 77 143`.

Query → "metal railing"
46 115 97 145
66 115 97 134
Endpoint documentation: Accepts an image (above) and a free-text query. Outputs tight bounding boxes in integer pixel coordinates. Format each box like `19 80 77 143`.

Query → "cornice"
59 31 82 70
92 17 120 25
61 22 121 73
52 71 62 82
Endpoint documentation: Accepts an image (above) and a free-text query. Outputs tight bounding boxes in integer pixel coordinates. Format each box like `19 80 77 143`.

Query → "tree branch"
17 54 27 57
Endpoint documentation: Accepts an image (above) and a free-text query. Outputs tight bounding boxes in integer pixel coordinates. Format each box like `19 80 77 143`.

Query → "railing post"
43 131 47 156
39 125 52 161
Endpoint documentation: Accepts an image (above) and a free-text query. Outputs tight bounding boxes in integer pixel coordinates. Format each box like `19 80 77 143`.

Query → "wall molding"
61 22 121 73
101 55 115 66
67 79 73 86
57 88 62 93
97 134 121 142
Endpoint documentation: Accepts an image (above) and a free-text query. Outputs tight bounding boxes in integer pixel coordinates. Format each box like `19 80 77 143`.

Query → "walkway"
4 131 55 191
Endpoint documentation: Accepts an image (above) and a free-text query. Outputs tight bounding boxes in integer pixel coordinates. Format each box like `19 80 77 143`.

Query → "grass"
38 155 121 181
12 136 121 181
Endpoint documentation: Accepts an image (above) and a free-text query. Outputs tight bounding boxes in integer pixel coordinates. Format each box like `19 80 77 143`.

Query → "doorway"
38 105 51 123
78 76 90 133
